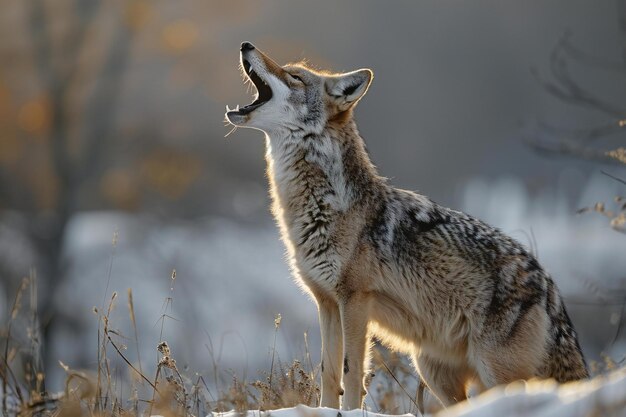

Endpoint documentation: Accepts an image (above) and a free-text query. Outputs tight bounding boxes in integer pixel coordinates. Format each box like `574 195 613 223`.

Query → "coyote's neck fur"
265 120 383 291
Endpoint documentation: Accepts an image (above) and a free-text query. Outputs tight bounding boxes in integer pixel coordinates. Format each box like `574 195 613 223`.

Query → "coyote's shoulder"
226 42 588 410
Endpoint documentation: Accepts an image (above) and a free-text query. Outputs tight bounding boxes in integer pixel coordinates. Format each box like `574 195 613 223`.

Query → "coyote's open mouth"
228 58 273 116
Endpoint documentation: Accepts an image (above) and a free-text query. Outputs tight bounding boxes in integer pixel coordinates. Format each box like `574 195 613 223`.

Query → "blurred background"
0 0 625 398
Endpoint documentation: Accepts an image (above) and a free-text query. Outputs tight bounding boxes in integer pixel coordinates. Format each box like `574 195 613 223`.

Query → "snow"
211 406 413 417
438 366 626 417
204 366 626 417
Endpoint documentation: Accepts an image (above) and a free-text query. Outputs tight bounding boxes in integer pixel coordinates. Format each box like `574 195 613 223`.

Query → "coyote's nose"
240 42 255 52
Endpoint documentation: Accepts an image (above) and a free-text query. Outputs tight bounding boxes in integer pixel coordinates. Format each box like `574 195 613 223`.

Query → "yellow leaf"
125 0 151 30
161 19 198 53
100 168 139 210
18 95 51 137
140 148 201 199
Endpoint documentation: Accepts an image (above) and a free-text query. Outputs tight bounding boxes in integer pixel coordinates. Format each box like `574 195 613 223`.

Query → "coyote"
225 42 588 410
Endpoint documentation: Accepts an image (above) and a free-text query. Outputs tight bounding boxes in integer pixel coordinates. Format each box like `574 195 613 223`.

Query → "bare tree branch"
527 9 626 165
601 170 626 186
536 120 624 143
531 34 626 119
523 134 624 165
561 36 626 72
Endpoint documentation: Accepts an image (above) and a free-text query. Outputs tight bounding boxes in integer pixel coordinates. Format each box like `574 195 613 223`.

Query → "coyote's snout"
226 42 372 134
225 42 588 410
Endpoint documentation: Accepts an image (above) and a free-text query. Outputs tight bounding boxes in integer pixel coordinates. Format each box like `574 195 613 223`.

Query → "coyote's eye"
289 73 303 83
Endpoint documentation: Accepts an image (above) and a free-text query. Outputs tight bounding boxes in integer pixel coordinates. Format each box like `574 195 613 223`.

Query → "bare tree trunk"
26 0 134 381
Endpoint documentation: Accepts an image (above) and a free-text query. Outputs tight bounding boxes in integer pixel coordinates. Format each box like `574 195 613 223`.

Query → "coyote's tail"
547 299 589 382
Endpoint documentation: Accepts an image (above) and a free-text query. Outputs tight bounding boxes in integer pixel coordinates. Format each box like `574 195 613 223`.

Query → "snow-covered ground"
209 365 626 417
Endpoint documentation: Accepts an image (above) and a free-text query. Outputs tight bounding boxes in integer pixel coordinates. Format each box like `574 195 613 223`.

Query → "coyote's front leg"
317 297 343 408
340 293 371 410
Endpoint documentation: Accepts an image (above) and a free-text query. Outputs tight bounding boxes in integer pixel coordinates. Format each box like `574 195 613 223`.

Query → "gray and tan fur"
225 42 588 410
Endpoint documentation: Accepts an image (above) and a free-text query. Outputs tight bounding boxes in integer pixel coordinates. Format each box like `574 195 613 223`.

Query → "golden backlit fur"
225 42 588 410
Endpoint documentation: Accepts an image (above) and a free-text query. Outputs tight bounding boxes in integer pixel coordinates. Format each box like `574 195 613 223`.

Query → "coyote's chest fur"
266 132 358 294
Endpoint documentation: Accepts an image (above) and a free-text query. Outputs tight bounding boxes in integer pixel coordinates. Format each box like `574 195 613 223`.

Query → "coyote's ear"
325 69 373 111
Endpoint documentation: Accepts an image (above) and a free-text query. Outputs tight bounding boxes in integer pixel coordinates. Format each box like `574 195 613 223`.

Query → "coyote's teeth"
226 105 231 112
235 104 240 111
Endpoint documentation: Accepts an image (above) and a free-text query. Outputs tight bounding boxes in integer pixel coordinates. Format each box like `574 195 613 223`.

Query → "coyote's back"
225 42 588 410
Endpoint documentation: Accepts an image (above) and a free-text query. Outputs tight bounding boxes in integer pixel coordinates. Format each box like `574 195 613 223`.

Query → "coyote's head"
225 42 373 134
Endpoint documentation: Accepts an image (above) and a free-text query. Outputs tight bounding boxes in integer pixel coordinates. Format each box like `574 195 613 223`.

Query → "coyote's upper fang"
231 63 273 116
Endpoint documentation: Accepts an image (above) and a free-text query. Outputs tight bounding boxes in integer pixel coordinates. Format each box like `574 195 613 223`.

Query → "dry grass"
3 272 626 416
0 273 330 417
577 172 626 234
0 270 430 417
368 348 424 414
12 257 626 417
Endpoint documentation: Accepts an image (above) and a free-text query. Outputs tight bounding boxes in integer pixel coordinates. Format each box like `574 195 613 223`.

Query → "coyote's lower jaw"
225 109 249 126
226 42 588 410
